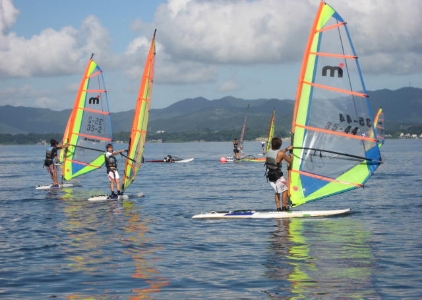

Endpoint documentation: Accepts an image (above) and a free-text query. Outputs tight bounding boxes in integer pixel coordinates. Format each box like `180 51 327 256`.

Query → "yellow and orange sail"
60 56 113 181
122 30 157 191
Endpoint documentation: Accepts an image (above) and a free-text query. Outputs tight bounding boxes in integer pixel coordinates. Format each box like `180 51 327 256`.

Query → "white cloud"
219 80 239 93
153 0 422 76
0 0 420 110
0 0 19 34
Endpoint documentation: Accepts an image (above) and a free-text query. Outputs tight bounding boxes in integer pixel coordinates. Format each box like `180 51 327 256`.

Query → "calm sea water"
0 139 421 299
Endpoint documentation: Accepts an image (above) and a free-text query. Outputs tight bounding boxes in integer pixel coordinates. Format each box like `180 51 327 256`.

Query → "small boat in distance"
146 155 194 163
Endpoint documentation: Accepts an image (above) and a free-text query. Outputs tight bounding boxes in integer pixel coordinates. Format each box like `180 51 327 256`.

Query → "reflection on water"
265 218 380 299
57 188 169 299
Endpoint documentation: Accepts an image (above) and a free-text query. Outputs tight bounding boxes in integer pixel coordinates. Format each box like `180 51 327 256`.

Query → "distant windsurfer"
44 139 68 187
105 144 125 199
265 137 292 211
164 155 174 163
261 139 266 154
233 138 241 159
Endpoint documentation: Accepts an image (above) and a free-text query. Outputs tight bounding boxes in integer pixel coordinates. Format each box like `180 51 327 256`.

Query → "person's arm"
112 150 125 155
277 149 292 165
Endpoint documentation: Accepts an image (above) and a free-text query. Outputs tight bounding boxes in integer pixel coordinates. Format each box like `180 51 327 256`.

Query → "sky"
0 0 421 112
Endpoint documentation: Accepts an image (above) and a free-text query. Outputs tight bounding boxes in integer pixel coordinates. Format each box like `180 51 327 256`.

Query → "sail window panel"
79 111 112 141
301 130 366 180
307 89 372 139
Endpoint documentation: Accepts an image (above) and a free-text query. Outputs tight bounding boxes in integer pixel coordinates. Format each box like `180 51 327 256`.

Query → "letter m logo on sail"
89 97 100 105
322 66 343 78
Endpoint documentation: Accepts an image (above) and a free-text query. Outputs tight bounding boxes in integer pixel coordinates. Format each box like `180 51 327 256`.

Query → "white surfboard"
35 183 75 190
174 158 194 163
87 192 144 202
192 208 351 219
87 194 129 202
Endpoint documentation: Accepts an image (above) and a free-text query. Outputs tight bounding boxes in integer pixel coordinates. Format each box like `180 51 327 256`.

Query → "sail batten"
289 1 382 207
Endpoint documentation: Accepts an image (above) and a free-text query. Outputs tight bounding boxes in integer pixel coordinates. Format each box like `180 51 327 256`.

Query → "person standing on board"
265 137 292 211
261 139 266 154
44 139 68 187
233 138 241 160
105 143 125 199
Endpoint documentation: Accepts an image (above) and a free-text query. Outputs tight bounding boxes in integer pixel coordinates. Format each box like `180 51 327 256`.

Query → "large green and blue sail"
289 1 382 207
60 57 113 181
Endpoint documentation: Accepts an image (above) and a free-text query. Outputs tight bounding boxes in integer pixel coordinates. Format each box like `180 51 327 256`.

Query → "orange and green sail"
122 30 156 191
289 1 382 207
60 56 113 181
265 109 276 153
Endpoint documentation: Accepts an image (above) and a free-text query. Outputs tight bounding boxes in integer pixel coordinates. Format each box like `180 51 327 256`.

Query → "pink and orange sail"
289 1 382 207
122 30 157 192
60 55 113 181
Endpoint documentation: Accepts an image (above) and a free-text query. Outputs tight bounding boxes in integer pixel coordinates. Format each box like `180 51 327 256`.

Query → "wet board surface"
192 208 351 219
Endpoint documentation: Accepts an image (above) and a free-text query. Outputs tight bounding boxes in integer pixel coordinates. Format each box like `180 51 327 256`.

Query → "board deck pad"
192 208 351 219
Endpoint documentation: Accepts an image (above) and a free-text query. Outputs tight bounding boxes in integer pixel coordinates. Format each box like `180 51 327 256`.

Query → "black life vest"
105 153 117 172
164 155 172 162
44 146 57 166
265 149 283 182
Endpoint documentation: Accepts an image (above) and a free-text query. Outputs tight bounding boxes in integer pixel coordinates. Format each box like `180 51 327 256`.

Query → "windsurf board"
35 183 75 190
192 208 351 219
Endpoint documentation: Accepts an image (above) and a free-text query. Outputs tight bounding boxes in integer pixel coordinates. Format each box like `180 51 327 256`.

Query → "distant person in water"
44 139 68 187
164 155 174 163
233 138 241 159
261 139 266 154
105 143 125 199
265 137 292 211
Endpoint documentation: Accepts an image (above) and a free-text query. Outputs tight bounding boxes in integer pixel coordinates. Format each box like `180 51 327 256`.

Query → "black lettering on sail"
89 97 100 105
322 66 343 78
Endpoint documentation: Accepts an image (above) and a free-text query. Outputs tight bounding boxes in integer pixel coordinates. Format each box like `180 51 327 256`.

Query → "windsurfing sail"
60 55 113 181
265 109 276 153
122 29 156 191
289 1 382 207
239 104 250 150
373 107 385 148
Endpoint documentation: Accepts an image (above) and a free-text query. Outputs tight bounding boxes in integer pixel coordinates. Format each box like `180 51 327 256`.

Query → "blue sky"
0 0 421 112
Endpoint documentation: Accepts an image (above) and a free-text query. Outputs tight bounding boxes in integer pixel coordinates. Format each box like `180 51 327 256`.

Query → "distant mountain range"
0 87 420 135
